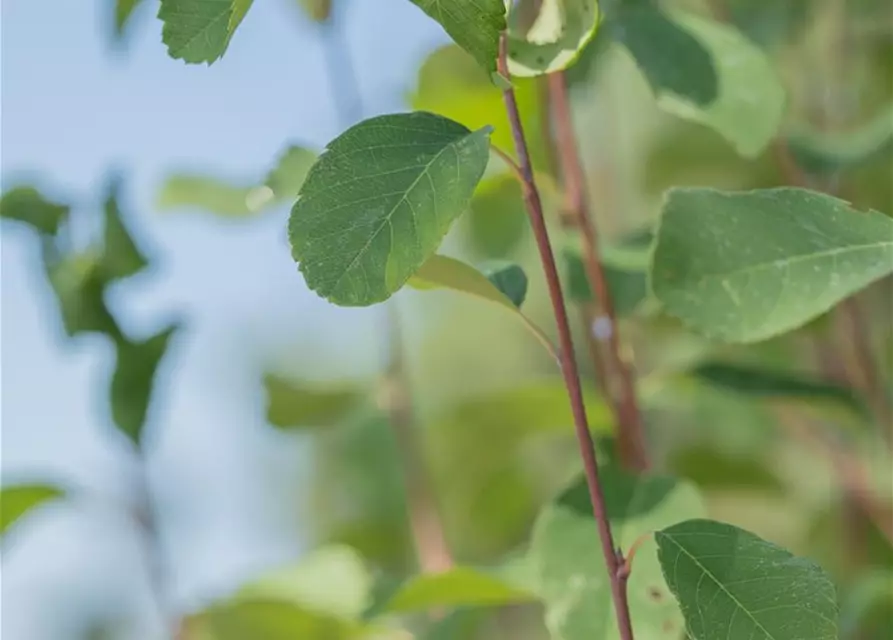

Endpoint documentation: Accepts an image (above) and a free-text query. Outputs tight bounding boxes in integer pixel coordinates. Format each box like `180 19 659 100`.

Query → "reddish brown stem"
498 35 635 640
547 72 650 472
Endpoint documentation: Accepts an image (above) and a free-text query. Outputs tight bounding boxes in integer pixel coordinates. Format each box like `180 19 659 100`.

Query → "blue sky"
1 1 449 637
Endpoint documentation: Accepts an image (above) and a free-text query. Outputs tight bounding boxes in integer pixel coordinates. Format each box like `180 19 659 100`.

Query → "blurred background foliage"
1 0 892 639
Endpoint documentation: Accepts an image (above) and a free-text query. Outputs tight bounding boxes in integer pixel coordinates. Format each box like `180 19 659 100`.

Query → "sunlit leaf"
45 249 120 338
651 187 893 343
263 374 364 430
186 599 356 640
407 0 506 77
532 469 705 640
377 566 536 614
238 545 372 619
409 254 553 356
157 145 315 219
0 186 69 236
656 519 839 640
1 484 64 539
787 104 893 175
98 175 148 281
159 0 254 64
507 0 602 77
110 323 179 447
288 113 492 306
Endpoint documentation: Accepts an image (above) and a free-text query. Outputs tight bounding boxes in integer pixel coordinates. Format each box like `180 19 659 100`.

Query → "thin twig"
546 72 650 471
497 34 635 640
491 144 526 185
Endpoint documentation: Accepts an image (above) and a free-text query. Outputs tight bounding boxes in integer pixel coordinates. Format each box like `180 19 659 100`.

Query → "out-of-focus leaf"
157 144 315 219
650 187 893 343
159 0 254 64
723 0 814 48
376 566 536 615
186 599 357 640
110 323 179 447
238 545 371 620
840 569 893 638
411 44 541 160
668 445 784 493
611 6 784 157
421 610 487 640
114 0 146 39
297 0 331 22
506 0 602 77
532 469 705 639
689 361 869 419
407 0 506 77
656 519 839 640
98 175 148 281
482 261 528 309
0 186 69 236
465 174 528 258
263 374 364 430
1 484 64 539
45 249 120 338
564 250 649 317
289 113 492 306
787 104 893 175
409 255 553 357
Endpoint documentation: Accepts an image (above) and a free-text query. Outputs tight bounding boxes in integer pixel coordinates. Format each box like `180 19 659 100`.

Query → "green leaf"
157 145 316 218
159 0 254 64
377 566 536 615
110 324 179 447
237 545 372 620
465 174 528 258
1 484 64 538
506 0 602 77
564 250 649 317
407 0 506 76
482 261 528 308
532 469 705 639
840 569 893 638
297 0 331 22
689 361 868 418
263 374 364 430
98 176 148 281
787 104 893 175
651 187 893 343
656 519 839 640
114 0 146 39
288 113 492 306
421 610 487 640
0 186 69 236
409 254 553 356
186 599 356 640
45 249 120 338
613 7 785 157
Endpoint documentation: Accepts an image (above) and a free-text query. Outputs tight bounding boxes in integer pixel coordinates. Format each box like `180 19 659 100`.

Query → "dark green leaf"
482 261 528 308
187 599 356 640
377 566 536 615
98 176 148 281
787 104 893 175
656 519 838 640
506 0 602 77
532 469 705 639
115 0 146 39
237 545 372 619
407 0 506 76
288 112 492 306
1 484 64 538
689 361 868 418
45 249 120 338
0 186 69 236
159 0 253 64
110 323 179 447
263 374 364 430
564 250 649 317
651 187 893 343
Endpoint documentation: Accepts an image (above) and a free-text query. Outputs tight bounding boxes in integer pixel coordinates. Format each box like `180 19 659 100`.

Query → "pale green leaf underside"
159 0 253 64
651 187 893 343
408 0 506 75
532 469 705 640
507 0 601 77
380 567 536 614
653 12 785 158
656 519 839 640
289 113 492 307
1 484 64 538
409 254 555 358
